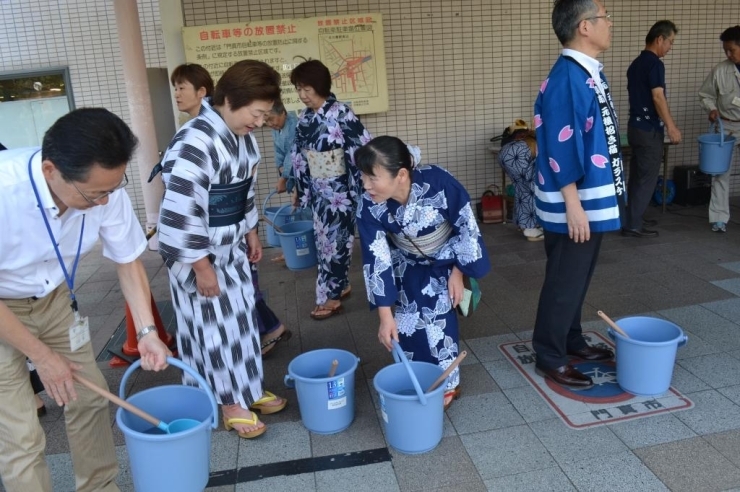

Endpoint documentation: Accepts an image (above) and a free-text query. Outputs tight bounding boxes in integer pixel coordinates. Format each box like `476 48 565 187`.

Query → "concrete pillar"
113 0 163 250
159 0 187 128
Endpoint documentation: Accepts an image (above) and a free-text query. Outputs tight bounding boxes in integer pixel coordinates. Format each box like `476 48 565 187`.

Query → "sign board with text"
182 14 388 115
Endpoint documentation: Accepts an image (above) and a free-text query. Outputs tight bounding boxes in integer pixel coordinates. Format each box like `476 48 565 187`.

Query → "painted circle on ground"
544 361 633 404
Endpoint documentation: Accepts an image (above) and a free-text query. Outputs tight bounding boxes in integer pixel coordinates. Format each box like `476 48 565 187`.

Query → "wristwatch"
136 325 157 342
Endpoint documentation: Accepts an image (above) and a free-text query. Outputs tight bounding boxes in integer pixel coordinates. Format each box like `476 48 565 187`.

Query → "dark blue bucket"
116 357 218 492
373 342 446 454
698 119 736 175
284 348 359 434
275 209 317 271
608 317 688 396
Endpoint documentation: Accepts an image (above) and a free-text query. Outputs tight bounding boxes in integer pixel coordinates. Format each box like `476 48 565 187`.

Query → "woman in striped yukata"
158 60 286 439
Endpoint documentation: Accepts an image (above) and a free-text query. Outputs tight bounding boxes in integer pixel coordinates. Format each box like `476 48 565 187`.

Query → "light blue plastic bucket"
116 357 218 492
284 348 359 434
262 191 309 247
698 119 736 175
275 208 317 271
373 342 447 454
607 317 688 396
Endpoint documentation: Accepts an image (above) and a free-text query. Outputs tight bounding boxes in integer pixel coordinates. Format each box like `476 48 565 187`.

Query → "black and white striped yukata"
158 99 263 408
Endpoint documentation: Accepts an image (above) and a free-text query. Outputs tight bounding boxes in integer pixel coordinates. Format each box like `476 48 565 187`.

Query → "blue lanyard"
27 151 86 312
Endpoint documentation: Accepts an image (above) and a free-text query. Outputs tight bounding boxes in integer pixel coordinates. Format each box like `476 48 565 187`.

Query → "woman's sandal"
341 285 352 298
310 304 343 320
261 329 292 357
443 387 461 411
249 391 288 415
223 412 266 439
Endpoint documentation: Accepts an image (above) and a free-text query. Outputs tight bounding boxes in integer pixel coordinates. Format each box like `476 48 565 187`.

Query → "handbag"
479 185 504 224
305 148 346 179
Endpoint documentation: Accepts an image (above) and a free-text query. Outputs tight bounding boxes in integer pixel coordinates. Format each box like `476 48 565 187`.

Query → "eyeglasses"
70 172 129 204
584 13 612 22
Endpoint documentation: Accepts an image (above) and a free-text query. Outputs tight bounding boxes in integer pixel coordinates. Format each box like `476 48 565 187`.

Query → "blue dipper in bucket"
73 373 200 434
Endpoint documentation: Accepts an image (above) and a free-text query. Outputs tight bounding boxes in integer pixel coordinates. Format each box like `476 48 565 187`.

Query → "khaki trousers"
708 119 740 224
0 285 119 492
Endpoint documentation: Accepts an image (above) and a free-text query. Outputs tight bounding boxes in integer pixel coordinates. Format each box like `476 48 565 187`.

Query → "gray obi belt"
208 177 253 227
389 221 452 259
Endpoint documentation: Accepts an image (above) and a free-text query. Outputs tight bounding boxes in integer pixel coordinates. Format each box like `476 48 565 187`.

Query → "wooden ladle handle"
73 373 162 428
597 310 630 339
426 351 467 393
328 359 339 378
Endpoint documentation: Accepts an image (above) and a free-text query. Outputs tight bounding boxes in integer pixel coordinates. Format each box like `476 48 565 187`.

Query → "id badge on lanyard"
28 151 91 352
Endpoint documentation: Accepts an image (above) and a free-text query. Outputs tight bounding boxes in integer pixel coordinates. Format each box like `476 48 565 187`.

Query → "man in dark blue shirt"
624 20 682 238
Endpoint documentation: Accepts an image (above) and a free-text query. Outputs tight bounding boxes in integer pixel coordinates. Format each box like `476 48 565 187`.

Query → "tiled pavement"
8 200 740 492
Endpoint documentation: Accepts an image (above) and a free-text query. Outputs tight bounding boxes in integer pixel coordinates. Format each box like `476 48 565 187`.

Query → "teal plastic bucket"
284 348 359 434
373 342 446 454
116 357 218 492
608 317 688 396
275 211 317 271
698 119 736 175
262 191 309 247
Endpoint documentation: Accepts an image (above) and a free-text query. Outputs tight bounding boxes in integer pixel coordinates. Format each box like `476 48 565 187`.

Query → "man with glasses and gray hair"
532 0 620 389
0 108 170 491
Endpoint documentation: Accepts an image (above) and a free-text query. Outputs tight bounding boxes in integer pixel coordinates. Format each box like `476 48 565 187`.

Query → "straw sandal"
341 285 352 298
443 387 461 411
249 391 287 415
223 412 266 439
310 304 343 320
261 329 292 357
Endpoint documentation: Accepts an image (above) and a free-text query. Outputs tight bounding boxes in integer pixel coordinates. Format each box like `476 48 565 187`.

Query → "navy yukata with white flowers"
291 94 372 305
357 165 491 389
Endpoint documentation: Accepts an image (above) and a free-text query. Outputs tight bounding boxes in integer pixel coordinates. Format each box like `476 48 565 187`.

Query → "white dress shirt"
0 147 146 299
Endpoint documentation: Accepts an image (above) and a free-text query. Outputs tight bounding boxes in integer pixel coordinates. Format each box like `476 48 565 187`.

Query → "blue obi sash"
208 177 253 227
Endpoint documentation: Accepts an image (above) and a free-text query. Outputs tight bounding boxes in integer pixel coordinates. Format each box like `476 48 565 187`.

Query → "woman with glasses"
355 136 490 410
157 60 287 440
289 59 372 320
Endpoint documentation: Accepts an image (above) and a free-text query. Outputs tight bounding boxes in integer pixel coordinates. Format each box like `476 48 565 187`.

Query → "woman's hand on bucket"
137 334 171 371
377 307 399 351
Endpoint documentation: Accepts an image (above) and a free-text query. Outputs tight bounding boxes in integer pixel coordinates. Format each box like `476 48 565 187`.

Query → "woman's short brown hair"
212 60 281 110
170 63 214 96
290 60 332 98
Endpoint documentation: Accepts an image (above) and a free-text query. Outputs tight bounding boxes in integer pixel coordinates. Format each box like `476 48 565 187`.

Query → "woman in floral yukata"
355 136 490 409
289 60 372 320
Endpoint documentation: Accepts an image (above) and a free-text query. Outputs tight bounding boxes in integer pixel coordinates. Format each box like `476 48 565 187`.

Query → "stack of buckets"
698 119 736 176
608 316 688 396
116 357 218 492
262 191 317 271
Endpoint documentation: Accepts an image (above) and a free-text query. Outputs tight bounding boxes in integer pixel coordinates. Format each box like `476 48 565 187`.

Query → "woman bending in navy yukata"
355 136 491 410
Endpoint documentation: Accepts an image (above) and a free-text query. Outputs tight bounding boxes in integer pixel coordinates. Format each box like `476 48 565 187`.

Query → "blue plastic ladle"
73 373 199 434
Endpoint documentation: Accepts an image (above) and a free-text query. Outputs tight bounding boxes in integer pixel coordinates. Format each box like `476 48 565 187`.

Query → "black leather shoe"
621 228 658 238
642 218 658 227
535 364 593 389
567 345 614 361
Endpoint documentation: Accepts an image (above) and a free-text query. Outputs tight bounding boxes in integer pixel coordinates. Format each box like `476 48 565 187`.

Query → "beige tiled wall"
0 0 164 224
183 0 740 213
1 0 739 224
